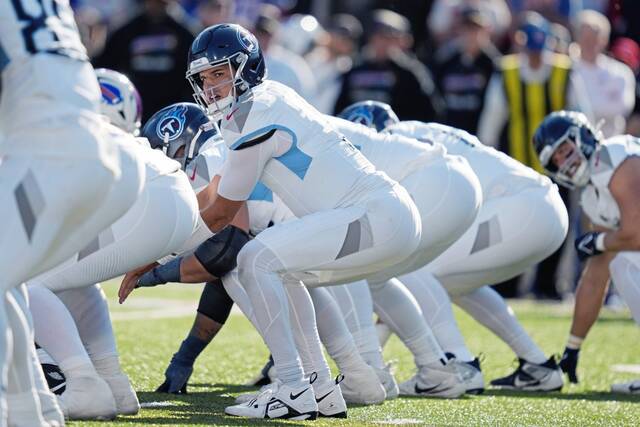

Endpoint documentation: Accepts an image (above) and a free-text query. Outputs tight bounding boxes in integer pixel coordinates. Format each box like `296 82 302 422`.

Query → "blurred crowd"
73 0 639 300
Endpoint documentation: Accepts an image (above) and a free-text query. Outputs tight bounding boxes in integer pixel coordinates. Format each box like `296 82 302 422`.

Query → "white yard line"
610 364 640 374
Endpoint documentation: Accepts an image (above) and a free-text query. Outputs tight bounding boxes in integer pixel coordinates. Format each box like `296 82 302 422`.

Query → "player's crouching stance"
178 23 421 420
1 2 144 425
26 69 200 420
534 111 640 394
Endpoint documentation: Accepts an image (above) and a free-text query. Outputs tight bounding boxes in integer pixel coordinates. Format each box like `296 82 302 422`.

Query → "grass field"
72 280 640 426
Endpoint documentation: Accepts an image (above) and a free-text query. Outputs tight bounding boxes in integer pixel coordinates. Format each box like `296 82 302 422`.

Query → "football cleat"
373 363 399 400
611 379 640 394
225 380 318 420
315 375 347 418
399 358 466 398
455 358 484 395
490 356 563 391
57 375 117 420
102 373 140 415
156 360 193 394
340 364 386 404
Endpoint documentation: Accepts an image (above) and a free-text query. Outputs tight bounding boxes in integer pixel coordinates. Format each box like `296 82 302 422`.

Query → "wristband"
136 258 182 288
595 232 606 252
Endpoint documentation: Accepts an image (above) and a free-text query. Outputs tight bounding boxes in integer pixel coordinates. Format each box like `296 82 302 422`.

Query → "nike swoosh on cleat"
629 384 640 392
315 391 333 403
290 388 309 400
414 383 442 394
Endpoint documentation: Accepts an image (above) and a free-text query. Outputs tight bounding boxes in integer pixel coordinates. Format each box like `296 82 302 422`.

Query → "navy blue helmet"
142 102 220 169
186 24 266 117
533 110 600 188
337 101 400 132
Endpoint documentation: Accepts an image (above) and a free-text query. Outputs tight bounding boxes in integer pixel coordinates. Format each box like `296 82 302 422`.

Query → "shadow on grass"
482 389 640 403
121 386 311 426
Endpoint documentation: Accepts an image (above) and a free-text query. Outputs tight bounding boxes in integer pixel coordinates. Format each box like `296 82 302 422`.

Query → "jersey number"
10 0 84 59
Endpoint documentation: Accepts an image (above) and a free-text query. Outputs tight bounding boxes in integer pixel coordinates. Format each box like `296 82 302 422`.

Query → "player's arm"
560 225 616 382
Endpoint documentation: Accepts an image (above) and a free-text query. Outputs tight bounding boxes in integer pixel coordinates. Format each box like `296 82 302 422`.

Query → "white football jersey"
386 121 551 199
0 0 102 152
326 116 447 182
580 135 640 229
186 138 294 235
217 80 394 217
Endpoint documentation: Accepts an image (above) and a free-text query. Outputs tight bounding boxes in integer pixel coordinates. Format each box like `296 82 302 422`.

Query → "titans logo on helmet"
156 105 187 142
99 82 123 106
237 30 258 53
346 107 374 128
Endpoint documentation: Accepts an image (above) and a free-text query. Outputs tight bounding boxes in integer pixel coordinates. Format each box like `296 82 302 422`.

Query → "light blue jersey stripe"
248 181 273 202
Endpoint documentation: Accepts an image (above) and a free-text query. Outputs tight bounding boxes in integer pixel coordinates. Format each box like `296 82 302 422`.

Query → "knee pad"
194 225 250 277
197 279 234 324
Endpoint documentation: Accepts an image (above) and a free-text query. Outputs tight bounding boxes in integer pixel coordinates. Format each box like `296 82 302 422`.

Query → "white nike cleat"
234 382 278 404
225 381 318 420
399 359 466 398
373 364 399 400
490 356 563 392
455 358 485 395
102 373 140 415
611 379 640 394
340 364 386 405
37 388 65 426
314 376 347 418
57 375 117 420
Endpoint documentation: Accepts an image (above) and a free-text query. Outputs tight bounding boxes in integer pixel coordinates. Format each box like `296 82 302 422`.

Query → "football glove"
559 347 580 384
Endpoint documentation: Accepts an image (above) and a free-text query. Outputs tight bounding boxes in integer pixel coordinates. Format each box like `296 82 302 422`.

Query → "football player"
26 70 200 420
534 111 640 393
142 23 424 420
0 2 143 425
339 102 568 393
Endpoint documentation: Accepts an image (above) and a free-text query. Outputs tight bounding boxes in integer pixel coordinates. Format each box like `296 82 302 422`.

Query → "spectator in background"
306 14 363 113
572 10 635 137
428 0 512 48
610 37 640 136
95 0 196 122
477 11 577 299
196 0 235 29
74 5 109 59
334 9 443 122
549 22 571 54
253 6 317 101
275 14 325 57
608 0 640 45
432 6 500 133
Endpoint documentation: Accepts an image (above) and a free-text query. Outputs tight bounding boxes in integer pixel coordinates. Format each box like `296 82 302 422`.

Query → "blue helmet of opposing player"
337 101 400 132
533 110 601 189
186 23 266 118
142 102 221 169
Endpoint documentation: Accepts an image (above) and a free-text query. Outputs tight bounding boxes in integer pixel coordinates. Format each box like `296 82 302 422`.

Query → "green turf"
72 280 640 426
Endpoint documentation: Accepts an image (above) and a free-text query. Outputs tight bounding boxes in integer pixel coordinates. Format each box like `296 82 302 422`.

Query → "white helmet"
95 68 142 135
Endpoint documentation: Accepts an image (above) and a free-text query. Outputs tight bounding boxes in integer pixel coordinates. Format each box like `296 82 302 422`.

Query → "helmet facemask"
539 126 591 189
158 121 216 170
186 53 250 120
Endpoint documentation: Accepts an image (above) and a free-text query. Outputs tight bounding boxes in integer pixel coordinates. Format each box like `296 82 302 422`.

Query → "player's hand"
118 263 156 304
574 232 604 261
559 347 580 383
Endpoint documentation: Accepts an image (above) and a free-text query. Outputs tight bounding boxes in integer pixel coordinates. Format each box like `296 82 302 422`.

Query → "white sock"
237 241 305 387
56 285 120 367
400 271 475 362
5 290 45 426
27 285 97 378
326 282 385 369
370 278 446 367
0 289 8 427
285 282 332 386
453 286 547 363
610 254 640 326
309 287 369 374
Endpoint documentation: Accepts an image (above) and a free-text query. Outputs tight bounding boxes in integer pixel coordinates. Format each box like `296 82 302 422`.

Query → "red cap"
611 37 640 73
